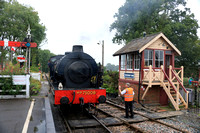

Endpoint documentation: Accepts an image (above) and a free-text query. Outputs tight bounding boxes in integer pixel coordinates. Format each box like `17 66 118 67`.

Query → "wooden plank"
68 119 100 128
141 86 150 100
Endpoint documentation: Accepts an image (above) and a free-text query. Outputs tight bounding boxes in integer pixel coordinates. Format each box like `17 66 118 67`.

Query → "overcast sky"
17 0 200 66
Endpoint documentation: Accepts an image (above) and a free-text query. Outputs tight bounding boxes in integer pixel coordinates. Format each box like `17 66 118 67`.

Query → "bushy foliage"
0 62 25 75
30 78 41 95
102 70 119 93
0 76 24 95
30 65 40 73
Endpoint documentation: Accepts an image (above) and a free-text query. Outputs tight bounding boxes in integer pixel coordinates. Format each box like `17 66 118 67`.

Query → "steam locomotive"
49 45 106 106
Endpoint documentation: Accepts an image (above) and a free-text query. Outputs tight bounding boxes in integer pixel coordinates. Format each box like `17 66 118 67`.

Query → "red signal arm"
9 41 37 48
0 41 4 46
0 41 37 47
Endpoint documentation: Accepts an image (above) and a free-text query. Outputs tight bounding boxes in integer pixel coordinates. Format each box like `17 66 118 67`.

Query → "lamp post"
97 40 104 70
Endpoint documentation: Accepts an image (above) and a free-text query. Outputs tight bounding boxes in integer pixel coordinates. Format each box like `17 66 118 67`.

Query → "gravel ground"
108 125 134 133
108 96 200 133
158 118 199 133
170 112 200 132
133 121 181 133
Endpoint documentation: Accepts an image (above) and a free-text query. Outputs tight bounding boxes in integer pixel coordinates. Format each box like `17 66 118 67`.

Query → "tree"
110 0 200 77
105 63 119 71
0 1 46 69
38 49 55 73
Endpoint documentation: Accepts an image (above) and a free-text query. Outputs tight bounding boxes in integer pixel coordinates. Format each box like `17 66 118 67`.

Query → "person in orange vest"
118 83 134 118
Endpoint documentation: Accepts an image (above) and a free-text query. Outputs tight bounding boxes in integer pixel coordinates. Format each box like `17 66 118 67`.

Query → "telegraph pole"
97 40 104 70
102 40 104 69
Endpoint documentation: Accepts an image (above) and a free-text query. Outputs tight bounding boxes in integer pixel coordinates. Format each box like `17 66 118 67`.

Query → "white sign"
12 75 26 85
30 73 41 81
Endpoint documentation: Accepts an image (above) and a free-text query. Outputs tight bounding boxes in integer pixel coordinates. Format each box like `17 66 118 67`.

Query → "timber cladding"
147 38 172 50
120 71 139 81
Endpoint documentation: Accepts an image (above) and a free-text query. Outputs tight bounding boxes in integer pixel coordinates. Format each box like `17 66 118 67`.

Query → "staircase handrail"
161 69 177 93
173 67 182 70
171 70 187 93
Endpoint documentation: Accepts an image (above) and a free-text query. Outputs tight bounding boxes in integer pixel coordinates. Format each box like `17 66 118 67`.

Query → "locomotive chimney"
72 45 83 52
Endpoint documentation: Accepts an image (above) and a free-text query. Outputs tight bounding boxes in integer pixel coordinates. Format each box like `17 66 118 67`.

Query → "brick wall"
119 80 161 104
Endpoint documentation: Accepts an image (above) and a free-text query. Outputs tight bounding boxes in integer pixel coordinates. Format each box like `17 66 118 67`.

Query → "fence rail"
0 75 30 99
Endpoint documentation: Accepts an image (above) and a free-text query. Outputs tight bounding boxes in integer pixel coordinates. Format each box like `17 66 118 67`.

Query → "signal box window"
134 53 140 70
127 54 133 70
120 55 126 70
155 50 164 67
144 50 153 67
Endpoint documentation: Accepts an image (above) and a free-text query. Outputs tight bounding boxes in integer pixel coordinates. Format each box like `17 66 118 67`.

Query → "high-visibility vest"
124 88 133 101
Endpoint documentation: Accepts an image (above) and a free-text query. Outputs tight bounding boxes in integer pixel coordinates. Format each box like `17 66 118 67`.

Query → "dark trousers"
125 101 134 117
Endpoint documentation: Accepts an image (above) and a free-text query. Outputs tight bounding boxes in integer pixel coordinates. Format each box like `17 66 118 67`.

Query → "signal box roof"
113 32 181 56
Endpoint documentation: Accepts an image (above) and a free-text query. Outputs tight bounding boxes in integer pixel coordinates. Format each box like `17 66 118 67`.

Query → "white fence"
30 72 41 81
0 75 30 99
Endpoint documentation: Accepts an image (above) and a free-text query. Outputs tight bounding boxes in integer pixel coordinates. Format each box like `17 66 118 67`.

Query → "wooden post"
26 74 30 98
169 65 172 81
149 65 152 87
161 65 164 81
141 85 150 100
181 66 184 85
160 65 163 81
176 83 179 105
186 91 189 108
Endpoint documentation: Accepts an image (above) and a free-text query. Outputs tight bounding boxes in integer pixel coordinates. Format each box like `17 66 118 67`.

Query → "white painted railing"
0 75 30 99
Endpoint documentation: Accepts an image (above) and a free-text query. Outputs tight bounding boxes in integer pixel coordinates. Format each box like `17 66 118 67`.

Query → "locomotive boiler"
49 45 106 106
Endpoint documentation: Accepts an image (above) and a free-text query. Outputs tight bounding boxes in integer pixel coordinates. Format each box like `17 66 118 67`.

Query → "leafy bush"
106 87 118 93
0 77 24 95
102 70 119 93
183 77 189 87
30 78 41 95
30 66 40 73
1 62 25 75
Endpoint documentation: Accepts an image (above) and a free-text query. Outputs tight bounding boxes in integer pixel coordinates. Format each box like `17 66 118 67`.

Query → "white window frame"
144 50 153 67
134 53 140 70
127 54 133 70
120 54 126 70
155 50 164 68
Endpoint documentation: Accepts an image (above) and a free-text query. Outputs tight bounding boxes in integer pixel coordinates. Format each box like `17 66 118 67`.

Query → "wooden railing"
170 67 188 108
142 65 188 110
143 65 163 87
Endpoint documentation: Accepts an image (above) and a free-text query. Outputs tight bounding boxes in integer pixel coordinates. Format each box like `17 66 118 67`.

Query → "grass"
159 105 176 111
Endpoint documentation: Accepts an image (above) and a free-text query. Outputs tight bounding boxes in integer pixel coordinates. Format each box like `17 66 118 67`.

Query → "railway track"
94 99 199 133
46 75 199 132
58 105 113 133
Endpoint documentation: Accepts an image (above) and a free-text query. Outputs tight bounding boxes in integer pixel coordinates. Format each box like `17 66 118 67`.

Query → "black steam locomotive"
49 45 106 105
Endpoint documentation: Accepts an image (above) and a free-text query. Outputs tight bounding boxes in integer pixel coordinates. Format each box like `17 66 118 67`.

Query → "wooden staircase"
142 65 188 111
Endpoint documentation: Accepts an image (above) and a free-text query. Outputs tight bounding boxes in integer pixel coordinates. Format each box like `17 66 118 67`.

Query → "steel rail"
93 105 146 133
85 108 112 133
45 74 55 95
106 100 189 133
57 107 72 133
